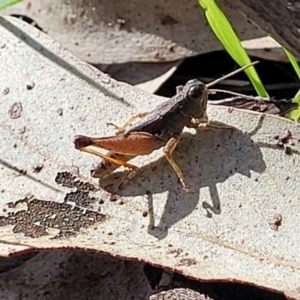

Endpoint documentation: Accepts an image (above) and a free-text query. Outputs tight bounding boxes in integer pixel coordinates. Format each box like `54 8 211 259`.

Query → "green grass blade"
0 0 22 10
284 49 300 79
197 0 268 97
283 49 300 121
287 90 300 121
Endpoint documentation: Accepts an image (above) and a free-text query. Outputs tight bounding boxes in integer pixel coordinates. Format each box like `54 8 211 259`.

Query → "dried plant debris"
274 129 295 155
268 213 283 231
32 164 44 173
209 96 298 116
274 130 292 147
0 172 107 238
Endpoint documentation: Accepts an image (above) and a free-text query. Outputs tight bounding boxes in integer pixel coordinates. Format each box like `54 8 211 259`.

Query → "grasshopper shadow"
101 126 266 239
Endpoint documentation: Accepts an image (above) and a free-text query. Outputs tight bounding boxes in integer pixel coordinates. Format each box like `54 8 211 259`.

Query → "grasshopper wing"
124 100 174 136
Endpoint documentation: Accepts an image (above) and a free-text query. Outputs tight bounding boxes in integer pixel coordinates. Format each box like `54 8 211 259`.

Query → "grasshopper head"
184 79 208 119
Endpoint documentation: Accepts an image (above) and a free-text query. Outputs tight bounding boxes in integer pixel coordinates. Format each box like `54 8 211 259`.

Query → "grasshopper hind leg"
91 152 134 179
91 156 138 191
74 132 164 191
74 135 139 185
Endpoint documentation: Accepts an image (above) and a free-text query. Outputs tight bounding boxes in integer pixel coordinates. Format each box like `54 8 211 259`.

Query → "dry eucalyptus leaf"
241 37 288 62
98 60 183 93
0 16 300 300
221 0 300 61
1 0 275 64
0 251 155 300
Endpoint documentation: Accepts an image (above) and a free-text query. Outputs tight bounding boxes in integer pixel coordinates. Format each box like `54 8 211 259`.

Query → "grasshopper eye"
188 84 204 100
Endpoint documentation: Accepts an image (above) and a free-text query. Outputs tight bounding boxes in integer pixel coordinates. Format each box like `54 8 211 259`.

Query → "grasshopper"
74 62 258 192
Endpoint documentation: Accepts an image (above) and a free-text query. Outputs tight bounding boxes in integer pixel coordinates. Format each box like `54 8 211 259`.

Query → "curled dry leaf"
149 288 212 300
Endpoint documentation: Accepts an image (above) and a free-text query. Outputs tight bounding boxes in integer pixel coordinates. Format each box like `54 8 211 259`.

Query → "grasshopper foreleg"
164 137 189 192
187 118 235 131
107 112 148 134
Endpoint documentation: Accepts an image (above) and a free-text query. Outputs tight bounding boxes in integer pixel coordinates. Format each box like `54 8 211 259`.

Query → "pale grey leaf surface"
0 17 300 299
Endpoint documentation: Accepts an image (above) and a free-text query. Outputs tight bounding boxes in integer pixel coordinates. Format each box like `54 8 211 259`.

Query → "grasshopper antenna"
208 89 270 102
206 61 259 88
